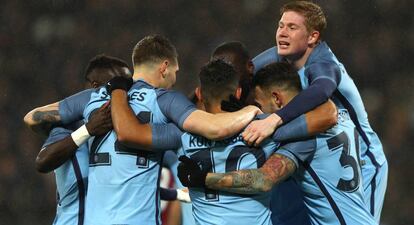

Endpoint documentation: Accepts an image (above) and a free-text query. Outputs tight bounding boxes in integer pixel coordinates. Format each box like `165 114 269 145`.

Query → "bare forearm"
206 169 273 194
305 100 337 134
36 137 77 173
184 106 259 140
111 90 152 149
215 106 260 138
205 154 296 194
24 102 61 136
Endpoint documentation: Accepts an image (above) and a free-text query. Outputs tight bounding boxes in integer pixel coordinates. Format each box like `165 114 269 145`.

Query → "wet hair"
253 62 302 93
198 59 239 104
132 34 178 67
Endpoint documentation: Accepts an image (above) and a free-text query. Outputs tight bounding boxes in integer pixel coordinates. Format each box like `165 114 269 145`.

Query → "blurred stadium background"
1 0 413 224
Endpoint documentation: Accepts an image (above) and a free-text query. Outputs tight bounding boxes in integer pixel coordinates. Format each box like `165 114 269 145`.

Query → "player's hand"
105 76 133 94
176 188 191 203
221 94 245 112
242 113 282 146
177 156 208 188
86 101 112 136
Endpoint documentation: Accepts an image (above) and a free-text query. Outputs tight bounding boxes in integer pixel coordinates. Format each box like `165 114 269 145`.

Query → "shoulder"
305 61 341 81
156 88 186 99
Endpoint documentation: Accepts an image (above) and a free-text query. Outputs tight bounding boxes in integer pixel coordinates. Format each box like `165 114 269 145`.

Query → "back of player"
178 133 277 225
284 109 376 225
83 82 170 225
42 124 88 225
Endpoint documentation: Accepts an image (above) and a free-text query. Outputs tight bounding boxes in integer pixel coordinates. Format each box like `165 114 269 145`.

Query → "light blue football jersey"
79 80 195 225
42 125 88 225
277 109 376 225
253 43 387 219
176 133 278 225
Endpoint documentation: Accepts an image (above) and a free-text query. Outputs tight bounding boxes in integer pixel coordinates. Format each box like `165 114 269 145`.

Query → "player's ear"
271 91 283 108
308 30 320 46
159 60 169 78
235 87 242 100
195 87 202 102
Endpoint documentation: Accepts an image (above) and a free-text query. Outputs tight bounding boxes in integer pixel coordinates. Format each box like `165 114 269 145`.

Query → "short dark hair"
198 59 239 104
132 34 178 67
212 41 252 104
212 41 250 66
84 54 129 84
253 62 302 93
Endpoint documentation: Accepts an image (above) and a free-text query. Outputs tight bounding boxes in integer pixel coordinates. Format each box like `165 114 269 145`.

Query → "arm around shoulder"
205 153 296 194
305 99 337 134
23 102 61 136
182 105 261 140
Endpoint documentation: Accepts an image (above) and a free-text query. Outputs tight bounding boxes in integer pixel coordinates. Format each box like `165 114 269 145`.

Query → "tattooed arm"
205 153 296 194
24 89 94 136
24 102 62 136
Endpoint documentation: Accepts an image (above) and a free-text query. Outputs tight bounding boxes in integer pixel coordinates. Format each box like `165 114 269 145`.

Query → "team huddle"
24 1 388 225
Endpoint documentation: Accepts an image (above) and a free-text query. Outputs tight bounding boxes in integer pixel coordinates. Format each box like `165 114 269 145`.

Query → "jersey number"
89 111 153 168
189 146 266 201
326 129 360 192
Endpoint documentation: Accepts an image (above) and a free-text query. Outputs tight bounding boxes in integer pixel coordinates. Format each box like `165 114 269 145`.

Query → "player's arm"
177 153 295 194
252 46 280 73
182 105 261 140
24 102 61 136
178 140 314 194
24 89 94 136
108 77 261 142
305 99 337 134
110 89 182 151
245 99 337 146
206 153 295 194
36 103 111 173
243 63 341 145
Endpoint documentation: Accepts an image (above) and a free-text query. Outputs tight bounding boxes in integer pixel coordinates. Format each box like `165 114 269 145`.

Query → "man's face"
276 11 311 59
254 86 280 114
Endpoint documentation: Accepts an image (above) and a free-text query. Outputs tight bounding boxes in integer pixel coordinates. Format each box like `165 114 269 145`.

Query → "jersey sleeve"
59 89 94 124
276 139 316 168
252 46 281 73
41 127 72 149
272 114 308 142
255 114 309 142
275 62 341 124
156 89 197 129
151 123 184 151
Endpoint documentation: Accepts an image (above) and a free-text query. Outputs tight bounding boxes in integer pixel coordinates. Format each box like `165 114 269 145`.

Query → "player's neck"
287 47 314 70
204 103 222 114
282 92 298 107
132 67 161 88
